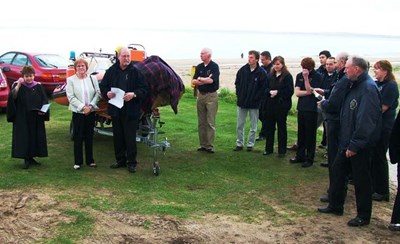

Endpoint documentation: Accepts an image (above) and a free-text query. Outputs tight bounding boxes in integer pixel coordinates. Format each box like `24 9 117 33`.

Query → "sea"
2 28 400 61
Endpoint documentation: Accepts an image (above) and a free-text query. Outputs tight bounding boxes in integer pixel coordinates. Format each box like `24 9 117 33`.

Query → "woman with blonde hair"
66 58 101 170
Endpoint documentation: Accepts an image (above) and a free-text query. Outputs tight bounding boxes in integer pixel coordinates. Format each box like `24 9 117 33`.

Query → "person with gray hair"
318 55 382 227
192 48 220 153
100 47 149 173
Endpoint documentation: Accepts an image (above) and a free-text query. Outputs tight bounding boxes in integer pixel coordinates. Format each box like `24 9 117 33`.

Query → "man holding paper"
100 47 149 173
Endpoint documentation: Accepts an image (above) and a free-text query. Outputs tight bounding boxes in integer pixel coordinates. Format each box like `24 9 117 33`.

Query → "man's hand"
313 88 325 95
107 91 116 99
123 92 136 101
345 149 357 158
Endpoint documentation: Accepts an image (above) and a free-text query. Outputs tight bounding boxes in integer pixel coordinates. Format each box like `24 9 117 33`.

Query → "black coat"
389 111 400 164
338 72 382 152
7 83 49 159
235 63 267 109
263 71 294 112
100 62 149 120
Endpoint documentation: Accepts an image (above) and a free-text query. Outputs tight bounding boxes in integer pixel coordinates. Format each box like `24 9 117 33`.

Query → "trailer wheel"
153 161 160 176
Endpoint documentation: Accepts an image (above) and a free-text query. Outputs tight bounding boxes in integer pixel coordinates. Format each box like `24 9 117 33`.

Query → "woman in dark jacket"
290 57 323 168
371 60 399 201
263 56 294 157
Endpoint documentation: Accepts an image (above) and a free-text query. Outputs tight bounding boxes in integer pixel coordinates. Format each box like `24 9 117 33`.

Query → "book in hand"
38 103 51 113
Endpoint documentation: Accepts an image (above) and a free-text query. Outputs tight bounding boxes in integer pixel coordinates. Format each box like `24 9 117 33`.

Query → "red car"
0 67 9 112
0 51 68 95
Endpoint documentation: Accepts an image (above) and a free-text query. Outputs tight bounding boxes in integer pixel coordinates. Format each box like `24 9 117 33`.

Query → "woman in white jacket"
66 58 101 169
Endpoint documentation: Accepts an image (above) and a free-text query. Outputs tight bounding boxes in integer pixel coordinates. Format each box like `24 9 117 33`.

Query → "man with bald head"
192 48 220 153
100 47 149 173
318 56 381 227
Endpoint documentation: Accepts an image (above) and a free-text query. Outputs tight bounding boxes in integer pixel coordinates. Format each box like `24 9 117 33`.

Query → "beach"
167 57 400 91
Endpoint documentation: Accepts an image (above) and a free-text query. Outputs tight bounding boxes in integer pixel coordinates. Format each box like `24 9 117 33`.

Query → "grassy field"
0 88 332 241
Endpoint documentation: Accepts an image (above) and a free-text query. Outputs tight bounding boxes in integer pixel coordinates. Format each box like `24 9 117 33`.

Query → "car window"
35 54 68 69
0 53 16 64
12 54 29 66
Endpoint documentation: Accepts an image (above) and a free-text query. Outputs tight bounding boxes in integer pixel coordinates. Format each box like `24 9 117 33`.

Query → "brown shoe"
287 144 298 151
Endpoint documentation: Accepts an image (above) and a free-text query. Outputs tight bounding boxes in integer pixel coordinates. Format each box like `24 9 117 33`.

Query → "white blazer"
66 74 101 113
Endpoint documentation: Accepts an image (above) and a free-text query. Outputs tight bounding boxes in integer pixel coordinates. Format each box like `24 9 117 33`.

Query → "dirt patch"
0 191 75 243
1 190 399 243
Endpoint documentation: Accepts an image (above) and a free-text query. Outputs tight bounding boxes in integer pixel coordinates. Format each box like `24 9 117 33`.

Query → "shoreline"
167 57 400 91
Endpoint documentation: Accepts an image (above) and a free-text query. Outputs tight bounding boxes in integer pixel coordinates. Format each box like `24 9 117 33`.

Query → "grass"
0 87 329 241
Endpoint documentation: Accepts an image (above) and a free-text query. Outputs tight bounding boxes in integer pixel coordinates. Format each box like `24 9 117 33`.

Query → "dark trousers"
321 122 327 146
296 111 318 163
391 163 400 223
112 115 138 164
371 129 391 195
329 149 372 220
72 112 95 165
326 120 340 193
258 99 267 137
264 104 288 154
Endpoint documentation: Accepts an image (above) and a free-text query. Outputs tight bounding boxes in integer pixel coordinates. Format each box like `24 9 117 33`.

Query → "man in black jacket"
318 56 382 227
256 51 273 141
100 47 149 173
233 50 267 151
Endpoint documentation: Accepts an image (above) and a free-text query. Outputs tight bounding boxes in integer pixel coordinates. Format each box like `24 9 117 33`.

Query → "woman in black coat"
7 66 49 169
262 56 294 157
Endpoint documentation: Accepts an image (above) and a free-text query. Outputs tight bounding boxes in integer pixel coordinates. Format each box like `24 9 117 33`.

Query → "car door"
0 52 31 86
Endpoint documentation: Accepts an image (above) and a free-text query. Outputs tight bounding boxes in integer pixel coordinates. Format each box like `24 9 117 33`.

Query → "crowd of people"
6 46 400 231
191 48 400 230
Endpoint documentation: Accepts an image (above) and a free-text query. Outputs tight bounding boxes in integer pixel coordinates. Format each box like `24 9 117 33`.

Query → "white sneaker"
73 165 81 170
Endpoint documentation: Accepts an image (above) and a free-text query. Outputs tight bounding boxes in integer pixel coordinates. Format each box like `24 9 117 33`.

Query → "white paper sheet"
108 87 125 109
40 103 51 113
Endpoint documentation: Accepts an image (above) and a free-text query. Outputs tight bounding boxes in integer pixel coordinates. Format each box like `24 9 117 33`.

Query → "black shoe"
110 162 127 169
246 147 253 152
301 161 313 168
128 162 137 173
206 148 215 153
317 206 343 216
320 194 329 203
347 217 370 227
320 162 329 167
372 192 389 202
388 223 400 231
233 146 243 151
197 147 207 152
263 151 273 156
289 157 304 164
22 160 30 169
256 136 265 141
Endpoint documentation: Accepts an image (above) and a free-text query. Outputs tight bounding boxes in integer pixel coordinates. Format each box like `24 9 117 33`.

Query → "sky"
1 0 400 59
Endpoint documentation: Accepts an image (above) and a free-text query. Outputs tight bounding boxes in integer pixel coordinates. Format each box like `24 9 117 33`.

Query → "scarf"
22 80 38 89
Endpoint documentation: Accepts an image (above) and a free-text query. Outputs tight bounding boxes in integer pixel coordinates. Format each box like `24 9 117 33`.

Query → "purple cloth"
22 80 38 89
134 55 184 114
